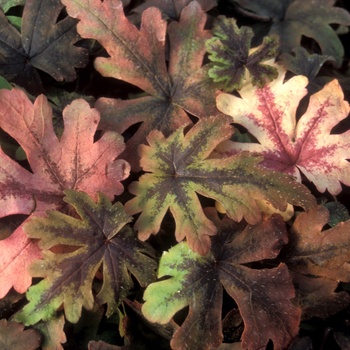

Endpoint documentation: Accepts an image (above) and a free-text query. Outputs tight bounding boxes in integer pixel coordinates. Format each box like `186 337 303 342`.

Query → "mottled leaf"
125 116 315 255
0 319 41 350
0 88 129 298
285 206 350 282
15 190 156 325
206 16 279 91
217 64 350 194
0 0 88 94
62 0 219 170
142 210 300 350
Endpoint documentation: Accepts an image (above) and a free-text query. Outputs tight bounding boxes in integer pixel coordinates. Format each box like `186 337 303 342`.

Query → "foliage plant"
1 0 350 349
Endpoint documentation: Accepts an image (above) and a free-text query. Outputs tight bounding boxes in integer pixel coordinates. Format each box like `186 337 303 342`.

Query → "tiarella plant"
0 0 350 349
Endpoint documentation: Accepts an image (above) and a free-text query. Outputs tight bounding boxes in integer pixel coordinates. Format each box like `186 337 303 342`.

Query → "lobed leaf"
233 0 350 66
125 116 315 254
206 16 279 91
142 210 300 350
280 47 335 81
14 190 156 325
62 0 219 170
0 0 88 94
0 88 129 298
33 315 66 350
0 88 129 216
217 64 350 194
285 206 350 282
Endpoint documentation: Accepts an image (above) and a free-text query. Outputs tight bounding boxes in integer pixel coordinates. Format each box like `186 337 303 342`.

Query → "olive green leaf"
14 190 156 325
142 210 301 350
206 16 279 91
125 116 315 255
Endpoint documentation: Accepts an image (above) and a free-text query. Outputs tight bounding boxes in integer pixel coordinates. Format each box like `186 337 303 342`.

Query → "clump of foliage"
1 0 350 349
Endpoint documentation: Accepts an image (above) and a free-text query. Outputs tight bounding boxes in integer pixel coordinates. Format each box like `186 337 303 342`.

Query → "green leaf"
142 210 301 350
125 116 315 255
0 0 25 13
324 201 350 227
206 16 279 91
0 75 11 90
14 190 156 325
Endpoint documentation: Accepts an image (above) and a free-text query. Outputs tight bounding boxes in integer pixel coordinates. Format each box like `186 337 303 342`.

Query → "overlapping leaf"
33 315 66 350
0 88 129 298
15 190 157 325
206 16 279 91
142 209 300 350
0 88 129 217
0 0 88 94
125 115 315 255
217 64 350 195
280 47 334 81
283 206 350 320
285 206 350 282
233 0 350 66
62 0 220 169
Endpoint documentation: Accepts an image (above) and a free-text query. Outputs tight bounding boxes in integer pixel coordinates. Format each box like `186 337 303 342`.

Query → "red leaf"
217 64 350 194
0 224 41 298
0 88 130 298
62 0 220 170
0 88 129 215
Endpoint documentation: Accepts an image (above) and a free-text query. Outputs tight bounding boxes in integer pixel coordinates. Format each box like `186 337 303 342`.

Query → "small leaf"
0 319 42 350
142 210 300 350
206 16 279 91
14 190 156 325
125 116 315 255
